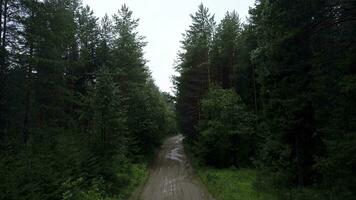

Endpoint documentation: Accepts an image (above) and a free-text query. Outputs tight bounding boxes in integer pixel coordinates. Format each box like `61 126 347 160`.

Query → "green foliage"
61 163 148 200
175 5 258 170
198 168 276 200
175 3 215 139
126 82 168 159
210 11 241 89
0 1 173 200
198 86 255 167
176 1 356 200
199 167 326 200
250 1 356 197
117 163 149 198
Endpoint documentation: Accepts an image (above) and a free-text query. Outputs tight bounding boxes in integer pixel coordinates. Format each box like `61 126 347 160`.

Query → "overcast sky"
82 0 255 93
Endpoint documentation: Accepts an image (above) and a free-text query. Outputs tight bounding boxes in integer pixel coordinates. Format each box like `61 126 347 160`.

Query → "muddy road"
132 135 214 200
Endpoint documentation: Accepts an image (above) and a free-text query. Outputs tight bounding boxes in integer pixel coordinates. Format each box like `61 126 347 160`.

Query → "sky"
82 0 256 93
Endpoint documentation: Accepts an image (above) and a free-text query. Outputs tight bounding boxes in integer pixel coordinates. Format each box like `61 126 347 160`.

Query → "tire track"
136 135 214 200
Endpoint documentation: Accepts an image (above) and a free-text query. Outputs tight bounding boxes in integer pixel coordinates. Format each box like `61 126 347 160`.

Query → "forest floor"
130 135 214 200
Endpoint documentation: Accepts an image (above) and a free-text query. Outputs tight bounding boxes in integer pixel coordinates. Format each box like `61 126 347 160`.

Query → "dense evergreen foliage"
198 86 255 168
0 1 175 199
175 1 356 199
1 0 355 199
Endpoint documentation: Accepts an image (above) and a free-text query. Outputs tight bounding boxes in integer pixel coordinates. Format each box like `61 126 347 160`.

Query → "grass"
197 167 277 200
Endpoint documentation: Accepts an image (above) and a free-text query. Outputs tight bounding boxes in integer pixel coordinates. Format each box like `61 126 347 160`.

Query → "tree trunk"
0 0 7 74
0 0 3 45
0 0 8 139
23 45 34 146
1 0 7 49
22 8 36 147
252 64 258 114
101 110 105 143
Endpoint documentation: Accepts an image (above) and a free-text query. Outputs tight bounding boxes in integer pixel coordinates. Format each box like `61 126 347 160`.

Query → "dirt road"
132 135 214 200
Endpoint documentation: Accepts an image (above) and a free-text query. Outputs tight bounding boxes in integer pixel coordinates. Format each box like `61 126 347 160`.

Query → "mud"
133 135 214 200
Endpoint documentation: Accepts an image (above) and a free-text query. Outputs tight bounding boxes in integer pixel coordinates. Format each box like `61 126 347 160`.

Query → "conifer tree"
0 1 173 199
210 11 241 89
175 4 215 140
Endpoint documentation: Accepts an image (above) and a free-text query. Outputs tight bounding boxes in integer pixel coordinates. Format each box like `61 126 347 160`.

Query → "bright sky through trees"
82 0 255 93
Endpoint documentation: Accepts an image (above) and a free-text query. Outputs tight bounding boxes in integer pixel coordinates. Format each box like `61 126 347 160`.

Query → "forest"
175 1 356 200
0 0 176 199
0 0 355 200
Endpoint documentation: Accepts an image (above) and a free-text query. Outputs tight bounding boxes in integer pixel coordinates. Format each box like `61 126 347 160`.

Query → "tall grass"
198 167 277 200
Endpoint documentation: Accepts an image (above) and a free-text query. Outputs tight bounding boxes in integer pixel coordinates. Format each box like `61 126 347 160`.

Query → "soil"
131 135 214 200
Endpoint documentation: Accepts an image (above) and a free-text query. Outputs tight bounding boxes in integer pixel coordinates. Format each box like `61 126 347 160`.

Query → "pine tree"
0 1 173 199
250 0 319 188
112 4 148 88
96 14 113 68
210 11 241 89
175 4 215 140
234 24 259 111
309 1 356 198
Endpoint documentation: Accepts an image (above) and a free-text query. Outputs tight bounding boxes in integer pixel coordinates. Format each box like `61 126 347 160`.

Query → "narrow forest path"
131 135 214 200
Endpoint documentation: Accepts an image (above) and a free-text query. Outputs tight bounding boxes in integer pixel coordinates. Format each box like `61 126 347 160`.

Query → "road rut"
133 135 214 200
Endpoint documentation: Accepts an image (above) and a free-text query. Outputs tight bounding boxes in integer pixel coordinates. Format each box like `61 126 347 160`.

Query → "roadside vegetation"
0 0 355 199
175 2 356 200
0 1 176 200
198 168 276 200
